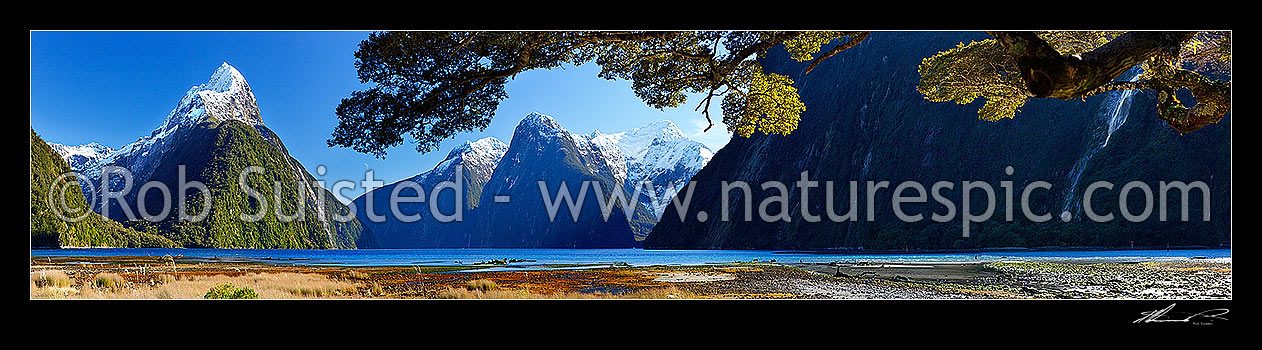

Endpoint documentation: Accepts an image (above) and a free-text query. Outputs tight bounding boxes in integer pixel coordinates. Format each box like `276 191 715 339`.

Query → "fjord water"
30 248 1231 270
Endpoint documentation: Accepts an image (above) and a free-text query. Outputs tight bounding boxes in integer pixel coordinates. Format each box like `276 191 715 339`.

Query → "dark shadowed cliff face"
645 32 1230 250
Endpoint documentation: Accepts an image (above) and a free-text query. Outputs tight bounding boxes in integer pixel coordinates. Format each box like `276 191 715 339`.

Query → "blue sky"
30 31 732 200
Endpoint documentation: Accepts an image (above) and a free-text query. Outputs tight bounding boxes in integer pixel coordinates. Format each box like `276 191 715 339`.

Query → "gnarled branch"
987 31 1196 99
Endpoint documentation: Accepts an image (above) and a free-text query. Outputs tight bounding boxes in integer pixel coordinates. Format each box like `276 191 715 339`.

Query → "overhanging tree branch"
805 32 869 75
987 31 1229 134
987 31 1196 99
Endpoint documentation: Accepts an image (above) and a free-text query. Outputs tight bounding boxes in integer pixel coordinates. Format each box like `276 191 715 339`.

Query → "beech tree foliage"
330 31 1230 158
329 31 867 157
919 31 1231 133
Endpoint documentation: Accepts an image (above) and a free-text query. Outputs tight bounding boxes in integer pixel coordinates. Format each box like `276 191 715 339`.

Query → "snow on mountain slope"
412 137 508 185
352 136 508 248
42 62 372 249
159 62 261 131
468 112 647 247
593 120 713 217
491 113 713 219
51 63 260 196
348 113 714 247
47 142 115 174
517 112 629 186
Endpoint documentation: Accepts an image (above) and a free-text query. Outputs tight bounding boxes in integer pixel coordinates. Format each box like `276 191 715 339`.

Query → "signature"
1134 303 1229 324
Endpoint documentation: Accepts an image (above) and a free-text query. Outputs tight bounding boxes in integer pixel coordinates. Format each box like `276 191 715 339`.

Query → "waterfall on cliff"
1061 65 1145 218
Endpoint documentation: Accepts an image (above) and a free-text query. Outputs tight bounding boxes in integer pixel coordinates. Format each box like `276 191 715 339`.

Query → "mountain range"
353 113 712 248
34 36 1227 251
32 128 178 248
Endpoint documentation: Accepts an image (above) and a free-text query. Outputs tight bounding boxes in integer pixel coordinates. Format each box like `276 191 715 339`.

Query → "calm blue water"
29 248 1231 271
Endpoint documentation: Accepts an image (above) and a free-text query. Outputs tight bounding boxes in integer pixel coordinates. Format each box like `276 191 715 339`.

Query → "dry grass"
30 270 78 298
31 272 359 299
340 270 370 280
465 279 500 291
93 273 128 291
155 274 178 284
31 270 72 288
618 286 696 299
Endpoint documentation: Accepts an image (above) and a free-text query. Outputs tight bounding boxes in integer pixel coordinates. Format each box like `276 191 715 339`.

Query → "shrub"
204 283 259 299
93 273 127 291
32 270 72 288
465 279 500 292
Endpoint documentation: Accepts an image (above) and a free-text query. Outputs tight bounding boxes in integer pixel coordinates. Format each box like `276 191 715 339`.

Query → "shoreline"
30 254 1231 300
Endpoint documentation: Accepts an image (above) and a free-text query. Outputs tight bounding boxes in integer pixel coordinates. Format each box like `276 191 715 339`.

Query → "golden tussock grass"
93 273 128 291
340 270 370 280
31 270 72 288
31 272 359 299
465 279 500 291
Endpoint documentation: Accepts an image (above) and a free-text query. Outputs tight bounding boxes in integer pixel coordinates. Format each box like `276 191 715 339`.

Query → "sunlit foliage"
1177 31 1231 76
918 31 1231 132
721 65 805 137
1036 31 1124 56
332 31 1228 157
917 31 1123 122
781 32 859 62
331 31 865 158
917 40 1031 121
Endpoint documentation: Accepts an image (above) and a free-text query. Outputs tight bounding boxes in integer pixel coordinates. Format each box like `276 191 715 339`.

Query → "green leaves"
917 40 1031 122
722 65 804 137
204 283 258 299
781 32 855 62
332 31 870 158
332 31 518 158
1036 31 1123 56
29 128 178 248
918 31 1230 134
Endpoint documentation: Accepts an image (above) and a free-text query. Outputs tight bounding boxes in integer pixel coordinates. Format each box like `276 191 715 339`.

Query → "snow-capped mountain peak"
592 119 714 217
399 136 510 188
506 115 714 217
597 120 694 162
160 62 261 132
52 63 268 209
508 113 629 186
516 112 565 137
430 137 508 175
204 62 249 93
47 142 116 173
48 141 113 159
449 137 509 159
